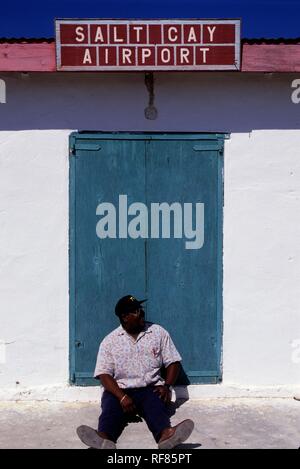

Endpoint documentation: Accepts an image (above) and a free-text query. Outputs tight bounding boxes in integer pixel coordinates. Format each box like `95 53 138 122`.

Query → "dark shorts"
98 386 171 443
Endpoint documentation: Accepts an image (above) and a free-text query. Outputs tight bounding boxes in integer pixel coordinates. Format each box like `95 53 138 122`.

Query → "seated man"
77 295 194 449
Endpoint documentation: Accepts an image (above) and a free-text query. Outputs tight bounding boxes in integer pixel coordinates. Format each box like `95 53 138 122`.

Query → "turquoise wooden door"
70 133 224 385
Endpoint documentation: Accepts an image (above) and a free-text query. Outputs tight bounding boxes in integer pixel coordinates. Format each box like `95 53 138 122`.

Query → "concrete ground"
0 398 300 449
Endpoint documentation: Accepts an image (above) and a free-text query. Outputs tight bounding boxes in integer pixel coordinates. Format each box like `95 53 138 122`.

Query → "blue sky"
1 0 299 38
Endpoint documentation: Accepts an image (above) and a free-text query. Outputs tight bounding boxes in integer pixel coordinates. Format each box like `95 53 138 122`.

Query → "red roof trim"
0 43 56 71
242 44 300 72
0 41 300 72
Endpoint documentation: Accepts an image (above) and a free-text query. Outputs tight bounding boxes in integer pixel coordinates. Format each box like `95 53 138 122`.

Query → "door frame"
69 131 228 386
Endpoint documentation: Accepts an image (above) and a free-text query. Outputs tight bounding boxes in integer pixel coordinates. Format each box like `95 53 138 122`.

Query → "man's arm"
97 373 125 401
164 361 180 387
154 361 181 403
97 373 137 414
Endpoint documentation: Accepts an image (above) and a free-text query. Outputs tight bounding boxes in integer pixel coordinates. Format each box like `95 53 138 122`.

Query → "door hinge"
70 143 101 156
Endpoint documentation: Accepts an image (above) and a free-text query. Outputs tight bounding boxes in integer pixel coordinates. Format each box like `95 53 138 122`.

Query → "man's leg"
133 387 194 448
98 390 128 443
133 387 171 443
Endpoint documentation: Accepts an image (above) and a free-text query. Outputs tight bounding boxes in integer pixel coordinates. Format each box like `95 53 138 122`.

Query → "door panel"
146 140 222 383
71 138 146 384
70 133 223 385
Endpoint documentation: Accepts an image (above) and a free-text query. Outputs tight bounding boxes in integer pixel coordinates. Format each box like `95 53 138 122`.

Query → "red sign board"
55 19 241 71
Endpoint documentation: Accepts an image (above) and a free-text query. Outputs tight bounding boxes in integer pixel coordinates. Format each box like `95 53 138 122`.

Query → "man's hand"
120 394 138 414
153 385 172 404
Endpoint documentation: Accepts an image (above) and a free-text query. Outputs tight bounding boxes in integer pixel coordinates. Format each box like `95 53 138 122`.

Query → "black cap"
115 295 147 316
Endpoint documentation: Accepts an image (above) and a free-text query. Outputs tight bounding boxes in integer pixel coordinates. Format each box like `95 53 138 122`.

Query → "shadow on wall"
160 363 190 387
0 72 299 132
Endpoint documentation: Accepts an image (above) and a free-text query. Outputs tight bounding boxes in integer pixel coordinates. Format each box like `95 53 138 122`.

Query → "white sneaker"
77 425 116 449
158 419 194 449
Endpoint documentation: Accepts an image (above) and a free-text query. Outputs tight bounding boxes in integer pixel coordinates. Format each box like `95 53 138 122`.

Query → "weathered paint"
242 44 300 72
0 72 299 398
0 43 56 72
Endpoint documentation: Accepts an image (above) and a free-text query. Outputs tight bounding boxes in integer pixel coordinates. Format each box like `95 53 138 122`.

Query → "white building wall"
0 72 299 398
0 131 70 389
223 131 300 387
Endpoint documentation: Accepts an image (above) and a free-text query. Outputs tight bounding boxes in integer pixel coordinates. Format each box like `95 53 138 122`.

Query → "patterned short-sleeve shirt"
94 322 182 388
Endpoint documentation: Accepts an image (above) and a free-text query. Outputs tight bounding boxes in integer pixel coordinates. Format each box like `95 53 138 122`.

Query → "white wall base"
1 384 300 402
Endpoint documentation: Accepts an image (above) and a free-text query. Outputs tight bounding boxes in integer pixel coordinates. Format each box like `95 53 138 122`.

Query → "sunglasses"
120 307 144 318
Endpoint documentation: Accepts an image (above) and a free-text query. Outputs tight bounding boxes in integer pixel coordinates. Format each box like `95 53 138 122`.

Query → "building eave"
0 40 299 72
